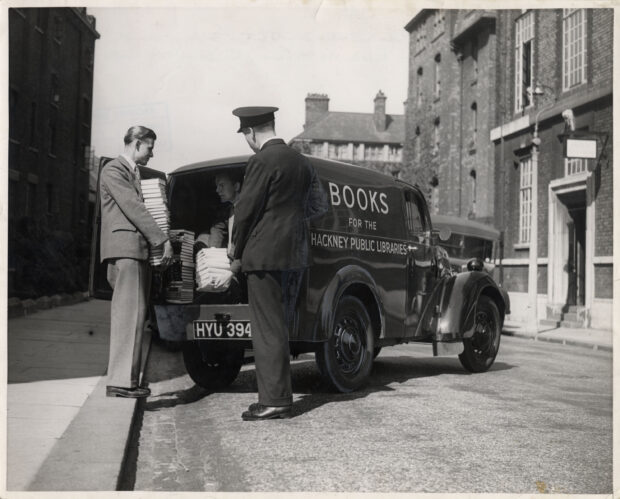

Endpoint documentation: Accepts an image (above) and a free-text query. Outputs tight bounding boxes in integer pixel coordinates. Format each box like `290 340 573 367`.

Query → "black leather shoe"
106 386 151 398
242 404 292 421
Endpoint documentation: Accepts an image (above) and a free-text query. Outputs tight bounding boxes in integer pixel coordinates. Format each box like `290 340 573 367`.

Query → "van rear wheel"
459 295 501 373
316 296 374 392
182 341 244 390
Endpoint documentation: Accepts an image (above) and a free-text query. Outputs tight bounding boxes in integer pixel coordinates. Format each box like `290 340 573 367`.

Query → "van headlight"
466 258 484 272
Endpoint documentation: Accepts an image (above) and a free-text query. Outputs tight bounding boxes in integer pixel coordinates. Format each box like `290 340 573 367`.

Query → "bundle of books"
141 178 171 266
165 229 195 303
195 247 233 293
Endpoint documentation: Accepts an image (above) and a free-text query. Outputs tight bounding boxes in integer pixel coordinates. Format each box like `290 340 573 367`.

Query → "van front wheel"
182 342 244 390
316 296 374 392
458 295 501 373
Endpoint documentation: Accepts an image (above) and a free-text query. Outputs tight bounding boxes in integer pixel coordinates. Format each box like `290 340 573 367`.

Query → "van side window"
404 190 426 238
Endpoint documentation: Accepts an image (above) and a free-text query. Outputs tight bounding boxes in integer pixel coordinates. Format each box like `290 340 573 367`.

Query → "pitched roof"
292 111 405 145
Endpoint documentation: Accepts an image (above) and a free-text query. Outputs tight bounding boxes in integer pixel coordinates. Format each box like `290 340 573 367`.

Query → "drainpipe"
457 52 464 217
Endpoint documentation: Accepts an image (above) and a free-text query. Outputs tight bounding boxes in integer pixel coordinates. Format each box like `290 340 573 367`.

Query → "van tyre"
459 295 501 373
316 296 374 392
182 341 244 390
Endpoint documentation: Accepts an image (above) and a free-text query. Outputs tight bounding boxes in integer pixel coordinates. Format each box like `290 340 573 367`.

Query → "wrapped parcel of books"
141 177 171 266
164 229 195 304
195 247 233 293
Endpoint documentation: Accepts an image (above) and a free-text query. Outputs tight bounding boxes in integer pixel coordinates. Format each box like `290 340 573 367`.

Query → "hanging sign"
564 137 598 159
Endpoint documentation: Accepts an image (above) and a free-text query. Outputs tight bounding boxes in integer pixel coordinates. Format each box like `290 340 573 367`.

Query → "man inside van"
194 171 244 302
231 106 328 421
194 171 243 254
99 126 173 398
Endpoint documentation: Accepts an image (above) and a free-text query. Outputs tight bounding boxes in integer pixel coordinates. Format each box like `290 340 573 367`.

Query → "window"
46 183 54 213
434 53 441 99
414 127 421 165
433 118 440 154
430 175 439 214
364 145 383 162
388 146 401 163
29 102 37 146
565 157 588 176
515 11 535 112
471 36 479 78
563 9 587 90
25 182 37 217
48 106 58 155
471 102 478 145
310 142 323 157
9 88 19 140
416 67 423 107
519 157 533 244
404 191 426 237
469 169 477 218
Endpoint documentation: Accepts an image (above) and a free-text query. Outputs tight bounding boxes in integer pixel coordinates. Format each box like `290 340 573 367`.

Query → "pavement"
5 298 613 492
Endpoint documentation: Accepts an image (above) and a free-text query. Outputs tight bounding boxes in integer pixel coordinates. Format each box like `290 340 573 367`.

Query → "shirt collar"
121 153 137 171
260 136 283 150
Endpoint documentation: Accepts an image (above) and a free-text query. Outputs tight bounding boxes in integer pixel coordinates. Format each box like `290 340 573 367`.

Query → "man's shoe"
106 386 151 398
242 404 292 421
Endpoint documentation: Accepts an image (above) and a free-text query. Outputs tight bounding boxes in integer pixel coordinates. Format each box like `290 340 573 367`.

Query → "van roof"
170 154 410 190
431 214 500 240
170 155 251 175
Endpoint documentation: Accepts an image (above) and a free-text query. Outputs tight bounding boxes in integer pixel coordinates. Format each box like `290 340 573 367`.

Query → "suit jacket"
232 139 328 272
99 156 168 262
208 203 234 249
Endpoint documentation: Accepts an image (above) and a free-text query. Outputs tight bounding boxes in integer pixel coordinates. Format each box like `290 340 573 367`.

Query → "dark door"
566 207 586 306
403 189 435 336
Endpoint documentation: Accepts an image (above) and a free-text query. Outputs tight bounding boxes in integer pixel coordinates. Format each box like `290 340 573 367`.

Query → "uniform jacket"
99 156 168 262
232 139 328 271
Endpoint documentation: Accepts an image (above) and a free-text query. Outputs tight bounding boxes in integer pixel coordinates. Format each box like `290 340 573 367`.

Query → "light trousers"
106 258 150 388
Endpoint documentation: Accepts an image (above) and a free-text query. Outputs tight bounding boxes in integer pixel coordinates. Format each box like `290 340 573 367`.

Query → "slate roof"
292 111 405 145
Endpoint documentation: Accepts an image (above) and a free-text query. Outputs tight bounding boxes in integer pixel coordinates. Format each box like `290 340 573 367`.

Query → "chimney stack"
374 90 387 132
305 93 329 128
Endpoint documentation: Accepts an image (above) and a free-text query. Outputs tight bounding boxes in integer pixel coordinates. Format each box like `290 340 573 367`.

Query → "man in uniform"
100 126 173 398
231 106 328 420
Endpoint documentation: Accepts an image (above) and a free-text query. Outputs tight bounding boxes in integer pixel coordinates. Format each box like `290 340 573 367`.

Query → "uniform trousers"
246 270 303 407
106 258 151 388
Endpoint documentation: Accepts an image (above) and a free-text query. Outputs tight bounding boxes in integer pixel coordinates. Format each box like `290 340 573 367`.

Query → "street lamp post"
526 84 552 334
527 111 541 334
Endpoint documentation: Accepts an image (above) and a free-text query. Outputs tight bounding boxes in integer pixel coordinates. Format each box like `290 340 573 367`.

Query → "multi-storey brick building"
491 9 613 330
403 10 498 223
290 92 404 176
403 8 613 330
8 8 100 298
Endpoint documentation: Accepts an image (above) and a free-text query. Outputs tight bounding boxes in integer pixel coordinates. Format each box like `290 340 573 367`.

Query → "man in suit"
231 106 328 420
100 126 173 398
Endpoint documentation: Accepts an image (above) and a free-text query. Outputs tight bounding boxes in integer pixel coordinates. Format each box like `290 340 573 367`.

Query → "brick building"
491 9 613 330
8 8 100 298
403 9 613 330
290 92 404 176
403 10 498 223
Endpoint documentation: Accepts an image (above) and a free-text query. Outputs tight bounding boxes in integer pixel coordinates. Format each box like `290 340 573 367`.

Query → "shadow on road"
143 341 515 417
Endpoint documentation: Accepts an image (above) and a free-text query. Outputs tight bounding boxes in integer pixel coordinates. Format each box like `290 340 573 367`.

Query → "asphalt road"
130 335 612 494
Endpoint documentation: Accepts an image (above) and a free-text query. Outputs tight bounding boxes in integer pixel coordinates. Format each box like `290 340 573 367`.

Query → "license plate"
193 320 251 339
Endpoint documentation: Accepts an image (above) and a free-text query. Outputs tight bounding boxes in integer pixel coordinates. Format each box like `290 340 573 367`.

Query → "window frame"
562 8 587 91
518 156 533 245
514 10 535 113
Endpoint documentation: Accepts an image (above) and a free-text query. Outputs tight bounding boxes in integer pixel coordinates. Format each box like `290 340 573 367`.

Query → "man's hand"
161 240 174 269
230 259 242 274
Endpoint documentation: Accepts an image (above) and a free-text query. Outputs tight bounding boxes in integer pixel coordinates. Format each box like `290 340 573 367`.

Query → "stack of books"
141 178 171 266
195 247 233 293
165 229 195 303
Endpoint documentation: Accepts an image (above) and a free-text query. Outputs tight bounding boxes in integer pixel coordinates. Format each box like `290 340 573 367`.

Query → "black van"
91 154 509 393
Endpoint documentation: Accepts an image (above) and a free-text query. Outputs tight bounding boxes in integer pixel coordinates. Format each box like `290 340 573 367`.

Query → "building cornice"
404 9 434 33
490 82 612 142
